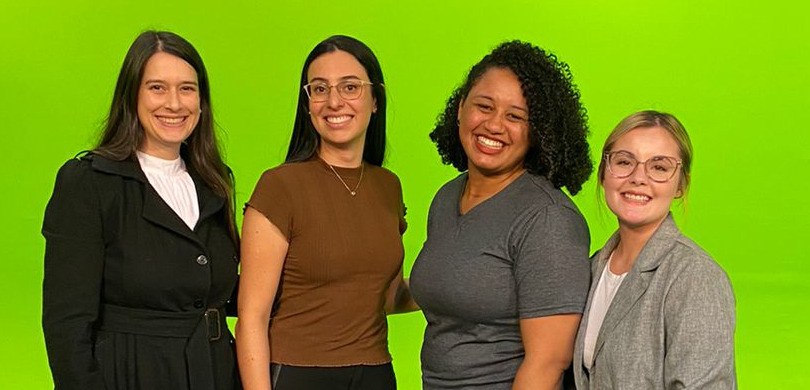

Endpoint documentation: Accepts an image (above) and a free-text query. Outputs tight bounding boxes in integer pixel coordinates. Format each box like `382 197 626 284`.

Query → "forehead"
468 67 526 106
612 126 681 158
307 50 368 81
141 51 197 82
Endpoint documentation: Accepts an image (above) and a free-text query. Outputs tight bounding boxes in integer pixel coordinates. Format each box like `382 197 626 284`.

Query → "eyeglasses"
604 151 682 183
303 79 373 102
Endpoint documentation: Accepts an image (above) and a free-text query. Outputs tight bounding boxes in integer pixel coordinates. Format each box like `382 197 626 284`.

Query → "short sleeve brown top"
247 157 406 366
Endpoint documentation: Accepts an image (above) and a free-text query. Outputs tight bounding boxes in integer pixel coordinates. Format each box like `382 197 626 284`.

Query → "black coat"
42 154 240 390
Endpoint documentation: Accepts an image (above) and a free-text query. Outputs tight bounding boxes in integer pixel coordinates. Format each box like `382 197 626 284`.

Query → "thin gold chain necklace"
327 162 364 196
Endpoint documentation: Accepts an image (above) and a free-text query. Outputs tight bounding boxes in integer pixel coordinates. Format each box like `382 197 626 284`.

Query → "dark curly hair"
429 40 592 194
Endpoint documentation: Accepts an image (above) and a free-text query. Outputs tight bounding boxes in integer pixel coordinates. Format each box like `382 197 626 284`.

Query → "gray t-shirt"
410 172 591 389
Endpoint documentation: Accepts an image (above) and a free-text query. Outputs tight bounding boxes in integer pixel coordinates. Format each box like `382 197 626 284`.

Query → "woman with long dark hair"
236 35 414 390
42 30 240 390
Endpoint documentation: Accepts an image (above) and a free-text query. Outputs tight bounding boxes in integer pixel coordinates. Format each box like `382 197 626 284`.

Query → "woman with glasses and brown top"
573 110 736 389
235 35 415 390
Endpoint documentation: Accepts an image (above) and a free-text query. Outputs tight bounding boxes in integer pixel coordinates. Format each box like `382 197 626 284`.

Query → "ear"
675 189 684 199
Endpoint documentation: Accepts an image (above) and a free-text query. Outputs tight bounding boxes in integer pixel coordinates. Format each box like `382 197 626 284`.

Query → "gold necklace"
327 162 364 196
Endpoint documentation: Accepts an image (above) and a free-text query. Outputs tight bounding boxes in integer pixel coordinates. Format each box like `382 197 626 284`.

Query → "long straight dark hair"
286 35 388 166
94 30 238 245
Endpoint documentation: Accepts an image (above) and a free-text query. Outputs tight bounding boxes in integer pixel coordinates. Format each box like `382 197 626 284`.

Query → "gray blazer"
573 215 736 389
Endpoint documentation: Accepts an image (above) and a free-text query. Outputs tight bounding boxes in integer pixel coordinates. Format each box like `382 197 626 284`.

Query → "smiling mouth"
157 116 187 125
476 135 503 149
326 115 352 124
623 192 651 202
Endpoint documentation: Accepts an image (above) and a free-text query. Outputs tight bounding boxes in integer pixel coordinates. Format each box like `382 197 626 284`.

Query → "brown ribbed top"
247 157 406 366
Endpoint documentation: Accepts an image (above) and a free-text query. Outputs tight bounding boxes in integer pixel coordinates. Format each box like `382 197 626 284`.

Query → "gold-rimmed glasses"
303 79 373 102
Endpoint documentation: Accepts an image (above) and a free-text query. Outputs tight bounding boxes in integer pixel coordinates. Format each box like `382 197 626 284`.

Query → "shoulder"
53 154 102 187
669 236 732 286
366 163 402 186
515 173 586 225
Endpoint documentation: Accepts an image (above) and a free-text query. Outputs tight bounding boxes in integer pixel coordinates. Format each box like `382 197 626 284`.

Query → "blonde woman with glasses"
573 110 736 389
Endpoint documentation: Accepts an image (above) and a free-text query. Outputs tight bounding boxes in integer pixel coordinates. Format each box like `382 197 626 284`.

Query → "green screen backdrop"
2 1 807 388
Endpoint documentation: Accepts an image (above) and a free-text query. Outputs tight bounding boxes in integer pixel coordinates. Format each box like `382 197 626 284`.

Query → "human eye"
341 81 361 93
475 102 493 112
507 112 528 122
180 84 198 93
613 153 634 166
311 83 329 95
650 157 675 172
147 83 165 92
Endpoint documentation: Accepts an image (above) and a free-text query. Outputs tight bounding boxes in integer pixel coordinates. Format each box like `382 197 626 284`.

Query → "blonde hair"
598 110 693 194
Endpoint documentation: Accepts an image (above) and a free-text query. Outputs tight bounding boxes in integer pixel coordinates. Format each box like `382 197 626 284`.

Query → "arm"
384 271 419 314
513 314 582 390
41 160 105 389
663 260 736 389
235 207 288 390
512 205 591 389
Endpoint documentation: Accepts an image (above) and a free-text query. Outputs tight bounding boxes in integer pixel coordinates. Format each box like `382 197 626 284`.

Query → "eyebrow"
142 79 199 85
470 95 528 113
308 75 364 83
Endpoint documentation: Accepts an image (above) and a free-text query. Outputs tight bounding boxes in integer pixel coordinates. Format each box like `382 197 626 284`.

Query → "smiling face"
602 126 684 231
458 67 531 178
136 51 200 159
307 50 376 159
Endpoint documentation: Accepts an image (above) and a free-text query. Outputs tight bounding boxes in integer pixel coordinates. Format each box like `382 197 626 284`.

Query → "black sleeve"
41 159 105 389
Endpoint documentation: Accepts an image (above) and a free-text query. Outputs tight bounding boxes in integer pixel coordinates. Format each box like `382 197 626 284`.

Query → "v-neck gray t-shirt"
410 172 591 389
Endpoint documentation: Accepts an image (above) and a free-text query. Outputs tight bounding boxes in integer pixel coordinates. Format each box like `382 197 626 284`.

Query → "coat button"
193 300 205 309
196 255 209 265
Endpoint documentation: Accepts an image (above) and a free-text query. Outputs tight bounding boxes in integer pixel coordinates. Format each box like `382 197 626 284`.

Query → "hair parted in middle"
429 40 592 195
286 35 388 166
93 30 238 245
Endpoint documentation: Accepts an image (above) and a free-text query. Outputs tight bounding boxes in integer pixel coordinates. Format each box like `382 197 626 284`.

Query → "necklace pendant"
350 191 356 196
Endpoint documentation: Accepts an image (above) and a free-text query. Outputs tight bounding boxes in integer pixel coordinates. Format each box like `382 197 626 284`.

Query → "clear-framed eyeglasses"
303 79 373 102
604 151 682 183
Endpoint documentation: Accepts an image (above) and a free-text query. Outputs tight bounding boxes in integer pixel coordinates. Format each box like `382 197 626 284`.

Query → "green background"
2 1 807 388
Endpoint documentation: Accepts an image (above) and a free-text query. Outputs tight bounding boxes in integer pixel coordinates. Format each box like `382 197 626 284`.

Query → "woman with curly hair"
409 41 593 389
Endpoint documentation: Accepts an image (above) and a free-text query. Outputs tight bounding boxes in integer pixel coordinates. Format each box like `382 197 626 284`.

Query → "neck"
611 217 667 273
137 146 180 160
318 143 364 168
460 166 526 214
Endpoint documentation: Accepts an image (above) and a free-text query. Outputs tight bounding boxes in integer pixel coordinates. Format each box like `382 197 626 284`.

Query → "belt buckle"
204 308 222 341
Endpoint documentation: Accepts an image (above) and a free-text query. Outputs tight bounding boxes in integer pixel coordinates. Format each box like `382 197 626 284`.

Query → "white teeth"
476 135 503 148
326 115 351 124
158 117 184 124
624 193 650 202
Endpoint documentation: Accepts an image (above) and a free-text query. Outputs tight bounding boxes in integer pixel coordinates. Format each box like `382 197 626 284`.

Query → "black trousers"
271 363 396 390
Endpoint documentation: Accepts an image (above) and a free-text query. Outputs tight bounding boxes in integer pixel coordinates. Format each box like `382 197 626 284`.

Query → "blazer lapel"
141 184 204 246
591 214 681 362
193 173 224 226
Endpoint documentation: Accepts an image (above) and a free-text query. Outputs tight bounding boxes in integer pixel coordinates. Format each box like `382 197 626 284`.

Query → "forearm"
235 319 272 390
512 357 567 390
384 277 420 314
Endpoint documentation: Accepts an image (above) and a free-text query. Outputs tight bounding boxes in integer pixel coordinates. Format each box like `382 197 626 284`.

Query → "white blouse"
583 252 628 370
136 151 199 230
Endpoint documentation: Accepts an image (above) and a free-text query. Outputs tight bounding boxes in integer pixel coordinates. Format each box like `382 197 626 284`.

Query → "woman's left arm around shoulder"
664 257 736 389
513 314 582 389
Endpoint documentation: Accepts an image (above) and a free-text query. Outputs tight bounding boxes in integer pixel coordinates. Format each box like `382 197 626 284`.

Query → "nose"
484 112 505 134
326 86 344 109
164 88 181 111
628 161 648 185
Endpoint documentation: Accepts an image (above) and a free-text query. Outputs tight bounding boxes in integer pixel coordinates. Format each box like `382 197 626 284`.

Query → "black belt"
99 303 226 390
